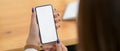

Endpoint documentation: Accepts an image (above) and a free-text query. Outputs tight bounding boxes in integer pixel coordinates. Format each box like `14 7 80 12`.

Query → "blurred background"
0 0 79 51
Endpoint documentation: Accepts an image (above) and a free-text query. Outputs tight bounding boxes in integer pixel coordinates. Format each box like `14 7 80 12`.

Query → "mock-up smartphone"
35 4 58 44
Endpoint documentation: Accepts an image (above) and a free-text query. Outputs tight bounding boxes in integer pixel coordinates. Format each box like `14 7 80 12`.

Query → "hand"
42 41 68 51
25 8 61 47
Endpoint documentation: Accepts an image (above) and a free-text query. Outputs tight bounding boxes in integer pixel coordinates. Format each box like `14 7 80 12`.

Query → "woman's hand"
25 8 61 47
42 41 68 51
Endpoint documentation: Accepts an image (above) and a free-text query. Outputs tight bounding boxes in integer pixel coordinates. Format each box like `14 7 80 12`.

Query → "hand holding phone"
35 4 59 44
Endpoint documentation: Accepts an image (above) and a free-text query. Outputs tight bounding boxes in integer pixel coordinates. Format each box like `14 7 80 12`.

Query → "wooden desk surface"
0 0 78 51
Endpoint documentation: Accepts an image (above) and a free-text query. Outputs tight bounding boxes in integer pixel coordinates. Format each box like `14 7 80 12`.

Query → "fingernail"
57 13 60 16
32 8 34 13
57 39 60 44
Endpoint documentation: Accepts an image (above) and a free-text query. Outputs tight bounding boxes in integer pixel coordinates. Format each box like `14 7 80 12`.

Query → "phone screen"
35 5 58 44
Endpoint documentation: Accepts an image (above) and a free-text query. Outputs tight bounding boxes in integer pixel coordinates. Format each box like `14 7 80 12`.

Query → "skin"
25 8 67 51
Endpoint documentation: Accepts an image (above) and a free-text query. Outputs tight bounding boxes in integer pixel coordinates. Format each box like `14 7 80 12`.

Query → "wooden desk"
0 0 78 51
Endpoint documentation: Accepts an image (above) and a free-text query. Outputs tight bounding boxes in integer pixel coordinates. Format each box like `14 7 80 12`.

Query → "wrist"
25 40 40 50
26 39 39 46
24 44 40 50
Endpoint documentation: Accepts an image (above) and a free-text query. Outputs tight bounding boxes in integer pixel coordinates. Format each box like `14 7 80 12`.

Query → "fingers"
31 8 41 45
31 8 37 25
56 40 67 51
30 8 39 33
54 9 61 29
54 9 60 22
29 8 40 45
42 45 53 51
61 43 68 51
41 42 68 51
42 43 55 51
56 43 62 51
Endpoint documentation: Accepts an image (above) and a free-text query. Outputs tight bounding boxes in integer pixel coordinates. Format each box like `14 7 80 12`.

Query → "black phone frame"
35 4 59 44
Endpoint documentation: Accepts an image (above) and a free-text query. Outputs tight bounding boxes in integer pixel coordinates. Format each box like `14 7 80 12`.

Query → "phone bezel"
35 4 59 44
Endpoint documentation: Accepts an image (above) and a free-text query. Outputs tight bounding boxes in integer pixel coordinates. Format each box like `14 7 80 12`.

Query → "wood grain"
0 0 78 51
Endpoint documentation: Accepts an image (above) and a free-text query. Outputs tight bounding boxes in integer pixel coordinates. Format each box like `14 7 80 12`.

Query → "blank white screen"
36 5 58 44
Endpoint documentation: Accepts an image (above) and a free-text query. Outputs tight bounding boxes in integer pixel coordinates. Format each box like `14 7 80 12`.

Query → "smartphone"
35 4 58 44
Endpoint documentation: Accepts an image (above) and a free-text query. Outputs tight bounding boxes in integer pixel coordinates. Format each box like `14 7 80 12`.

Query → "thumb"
56 40 62 51
31 8 37 24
